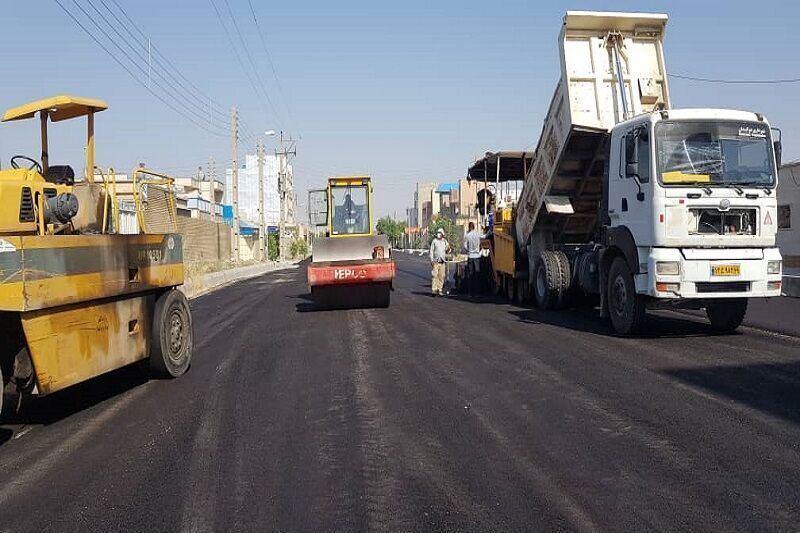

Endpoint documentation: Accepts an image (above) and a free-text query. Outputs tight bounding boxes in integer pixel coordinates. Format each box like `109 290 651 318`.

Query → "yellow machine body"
0 95 187 397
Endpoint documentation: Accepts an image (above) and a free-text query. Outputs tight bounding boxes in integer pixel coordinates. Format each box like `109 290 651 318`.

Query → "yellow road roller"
307 176 395 308
0 96 192 416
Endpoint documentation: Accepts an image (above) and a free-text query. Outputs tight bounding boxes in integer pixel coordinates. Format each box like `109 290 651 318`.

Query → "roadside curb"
783 275 800 298
181 262 300 299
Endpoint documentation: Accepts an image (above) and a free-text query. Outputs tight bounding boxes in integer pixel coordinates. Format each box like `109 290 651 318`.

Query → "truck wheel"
492 274 502 296
506 276 515 301
706 299 747 332
534 251 559 310
515 279 527 303
554 250 572 309
607 257 646 335
150 289 193 378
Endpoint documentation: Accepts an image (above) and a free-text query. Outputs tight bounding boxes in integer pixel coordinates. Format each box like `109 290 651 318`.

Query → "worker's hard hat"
436 228 444 236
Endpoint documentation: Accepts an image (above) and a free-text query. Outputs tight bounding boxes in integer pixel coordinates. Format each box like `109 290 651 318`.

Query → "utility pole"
257 139 266 261
275 132 297 262
231 107 239 262
208 156 216 222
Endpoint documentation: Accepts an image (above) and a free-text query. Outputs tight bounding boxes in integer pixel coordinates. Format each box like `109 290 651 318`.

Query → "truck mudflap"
307 259 396 287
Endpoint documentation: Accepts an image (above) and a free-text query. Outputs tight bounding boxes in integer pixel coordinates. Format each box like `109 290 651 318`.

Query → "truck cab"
608 109 783 302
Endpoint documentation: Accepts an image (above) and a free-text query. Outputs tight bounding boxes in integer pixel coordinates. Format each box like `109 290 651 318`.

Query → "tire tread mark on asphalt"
378 291 602 531
424 302 773 528
348 310 415 533
0 384 150 508
390 267 786 528
361 309 499 530
179 279 273 532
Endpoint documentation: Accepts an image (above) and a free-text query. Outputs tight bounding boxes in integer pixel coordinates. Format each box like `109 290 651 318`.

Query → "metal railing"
132 168 178 234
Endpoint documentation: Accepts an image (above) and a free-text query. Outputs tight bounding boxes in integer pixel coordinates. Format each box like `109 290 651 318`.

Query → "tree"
267 233 280 261
376 216 406 248
289 238 309 259
427 216 461 249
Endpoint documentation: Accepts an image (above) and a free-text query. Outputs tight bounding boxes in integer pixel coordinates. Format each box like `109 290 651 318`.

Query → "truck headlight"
656 261 680 276
767 260 782 275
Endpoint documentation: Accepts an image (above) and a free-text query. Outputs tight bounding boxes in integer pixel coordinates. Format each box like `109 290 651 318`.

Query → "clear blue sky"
2 0 799 219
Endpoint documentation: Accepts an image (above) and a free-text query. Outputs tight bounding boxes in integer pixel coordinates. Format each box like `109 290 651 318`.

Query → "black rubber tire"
492 274 502 296
553 250 572 309
373 282 391 308
607 257 647 335
534 251 560 310
706 298 748 332
150 289 193 378
515 278 527 303
312 282 391 309
506 276 515 301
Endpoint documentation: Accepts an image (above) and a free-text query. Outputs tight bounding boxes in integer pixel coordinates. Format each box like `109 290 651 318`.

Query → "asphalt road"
1 254 800 532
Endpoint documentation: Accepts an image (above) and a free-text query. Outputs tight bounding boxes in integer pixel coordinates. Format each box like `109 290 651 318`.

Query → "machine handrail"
132 167 178 234
93 166 120 234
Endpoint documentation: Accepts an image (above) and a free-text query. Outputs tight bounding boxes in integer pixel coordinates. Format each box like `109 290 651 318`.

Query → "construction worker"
463 221 481 295
429 228 448 296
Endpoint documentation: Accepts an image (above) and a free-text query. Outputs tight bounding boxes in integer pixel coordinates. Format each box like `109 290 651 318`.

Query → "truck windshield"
655 120 775 187
331 185 369 235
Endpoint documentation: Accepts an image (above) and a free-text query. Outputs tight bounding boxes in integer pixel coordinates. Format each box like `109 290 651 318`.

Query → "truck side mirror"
772 128 782 168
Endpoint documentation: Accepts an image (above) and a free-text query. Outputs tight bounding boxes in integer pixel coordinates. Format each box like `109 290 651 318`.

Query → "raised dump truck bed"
515 11 670 249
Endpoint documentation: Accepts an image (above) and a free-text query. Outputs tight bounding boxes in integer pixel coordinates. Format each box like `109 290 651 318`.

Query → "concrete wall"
176 216 232 264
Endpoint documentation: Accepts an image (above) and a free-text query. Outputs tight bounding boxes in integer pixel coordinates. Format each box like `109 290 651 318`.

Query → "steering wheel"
10 155 42 173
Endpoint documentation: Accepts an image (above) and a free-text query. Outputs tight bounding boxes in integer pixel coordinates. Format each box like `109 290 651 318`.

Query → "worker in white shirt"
463 221 482 296
429 228 449 296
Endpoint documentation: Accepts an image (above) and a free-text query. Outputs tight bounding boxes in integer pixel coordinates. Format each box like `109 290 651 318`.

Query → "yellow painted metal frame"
3 95 107 183
2 95 107 122
22 294 152 394
132 167 178 234
327 176 374 238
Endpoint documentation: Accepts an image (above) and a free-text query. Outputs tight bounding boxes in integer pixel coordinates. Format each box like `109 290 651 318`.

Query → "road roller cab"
0 95 193 417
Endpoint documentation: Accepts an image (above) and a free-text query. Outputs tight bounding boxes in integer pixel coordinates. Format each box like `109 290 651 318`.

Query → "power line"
99 0 229 123
82 0 228 133
246 0 291 118
209 0 283 129
221 0 285 128
55 0 228 137
670 73 800 85
104 0 264 146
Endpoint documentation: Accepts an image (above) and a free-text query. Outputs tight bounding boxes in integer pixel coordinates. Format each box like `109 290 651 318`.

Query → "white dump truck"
513 11 783 334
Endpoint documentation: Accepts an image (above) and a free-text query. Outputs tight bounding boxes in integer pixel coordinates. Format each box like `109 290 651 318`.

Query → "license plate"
712 264 740 276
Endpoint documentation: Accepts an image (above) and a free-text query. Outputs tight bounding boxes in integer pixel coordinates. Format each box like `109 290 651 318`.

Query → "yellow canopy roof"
2 95 108 123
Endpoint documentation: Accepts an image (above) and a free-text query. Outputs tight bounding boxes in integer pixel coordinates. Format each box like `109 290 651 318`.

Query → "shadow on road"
662 361 800 424
0 362 149 434
510 305 736 339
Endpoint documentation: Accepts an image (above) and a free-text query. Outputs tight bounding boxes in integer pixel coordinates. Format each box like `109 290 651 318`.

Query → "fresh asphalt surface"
1 253 800 532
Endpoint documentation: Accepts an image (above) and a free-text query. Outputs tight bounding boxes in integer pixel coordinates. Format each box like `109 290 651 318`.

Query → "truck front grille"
690 208 757 236
696 281 750 293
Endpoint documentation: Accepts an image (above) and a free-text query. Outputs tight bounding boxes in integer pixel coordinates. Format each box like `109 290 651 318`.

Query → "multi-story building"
225 153 290 228
414 182 436 229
